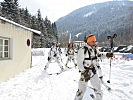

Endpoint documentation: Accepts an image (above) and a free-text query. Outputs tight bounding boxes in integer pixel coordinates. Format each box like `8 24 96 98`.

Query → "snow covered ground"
0 48 133 100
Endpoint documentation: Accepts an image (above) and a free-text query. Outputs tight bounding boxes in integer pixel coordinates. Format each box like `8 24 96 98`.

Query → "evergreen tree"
12 0 19 22
0 0 58 48
1 0 19 22
52 22 58 42
0 5 2 16
31 15 38 30
37 9 42 30
23 7 31 27
19 8 26 25
1 0 13 19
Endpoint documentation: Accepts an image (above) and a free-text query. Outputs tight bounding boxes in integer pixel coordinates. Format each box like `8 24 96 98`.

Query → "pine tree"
1 0 13 19
37 9 46 47
12 0 19 22
24 7 31 27
52 22 58 42
1 0 19 22
19 8 26 25
37 9 42 30
0 5 2 16
0 0 57 48
31 16 38 30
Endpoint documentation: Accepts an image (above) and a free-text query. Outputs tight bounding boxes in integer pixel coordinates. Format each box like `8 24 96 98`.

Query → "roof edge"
0 16 41 35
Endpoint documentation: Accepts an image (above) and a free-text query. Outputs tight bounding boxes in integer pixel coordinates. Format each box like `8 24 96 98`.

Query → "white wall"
0 21 32 82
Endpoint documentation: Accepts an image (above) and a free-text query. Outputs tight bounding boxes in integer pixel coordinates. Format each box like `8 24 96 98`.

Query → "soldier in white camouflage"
44 43 64 71
65 42 77 68
74 34 103 100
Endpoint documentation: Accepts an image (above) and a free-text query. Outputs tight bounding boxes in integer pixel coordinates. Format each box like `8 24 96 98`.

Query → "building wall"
0 20 32 83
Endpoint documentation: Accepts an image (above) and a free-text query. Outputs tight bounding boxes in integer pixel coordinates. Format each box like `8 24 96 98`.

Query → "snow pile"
125 45 133 51
0 54 79 100
83 11 95 17
32 48 45 56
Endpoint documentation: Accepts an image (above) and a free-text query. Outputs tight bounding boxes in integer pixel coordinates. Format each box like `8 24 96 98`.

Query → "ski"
48 72 61 75
48 67 72 75
48 70 65 75
65 63 77 69
74 79 111 91
73 80 96 91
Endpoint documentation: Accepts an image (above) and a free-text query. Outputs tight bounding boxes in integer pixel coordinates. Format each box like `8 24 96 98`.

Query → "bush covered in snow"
32 48 45 56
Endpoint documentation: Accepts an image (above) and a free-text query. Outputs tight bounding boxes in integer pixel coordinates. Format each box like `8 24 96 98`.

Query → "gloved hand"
81 70 91 82
48 57 51 61
79 70 81 73
98 54 101 57
106 53 113 58
54 54 57 57
66 54 68 56
75 51 78 53
78 67 85 73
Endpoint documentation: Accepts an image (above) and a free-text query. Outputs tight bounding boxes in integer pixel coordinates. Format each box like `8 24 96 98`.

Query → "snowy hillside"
0 48 133 100
56 1 133 43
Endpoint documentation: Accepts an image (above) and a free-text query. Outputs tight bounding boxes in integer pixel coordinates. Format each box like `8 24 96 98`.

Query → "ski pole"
107 34 117 83
107 53 112 83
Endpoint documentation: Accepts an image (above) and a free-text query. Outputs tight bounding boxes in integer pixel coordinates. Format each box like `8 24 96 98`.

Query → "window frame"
0 36 10 60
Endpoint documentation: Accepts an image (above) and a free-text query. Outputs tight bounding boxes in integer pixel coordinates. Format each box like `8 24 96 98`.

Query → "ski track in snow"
0 48 133 100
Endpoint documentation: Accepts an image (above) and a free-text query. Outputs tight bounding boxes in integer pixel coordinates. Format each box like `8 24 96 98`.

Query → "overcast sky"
0 0 123 22
18 0 115 22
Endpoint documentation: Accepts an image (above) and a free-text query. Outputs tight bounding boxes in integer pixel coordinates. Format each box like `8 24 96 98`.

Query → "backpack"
84 46 97 60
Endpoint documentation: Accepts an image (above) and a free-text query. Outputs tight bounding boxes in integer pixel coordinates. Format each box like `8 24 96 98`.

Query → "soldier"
65 42 77 68
74 34 113 100
44 43 64 71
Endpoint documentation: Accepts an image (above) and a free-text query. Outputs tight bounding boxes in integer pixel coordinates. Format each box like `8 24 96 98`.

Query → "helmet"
86 34 96 43
56 43 61 47
51 42 56 47
68 42 73 48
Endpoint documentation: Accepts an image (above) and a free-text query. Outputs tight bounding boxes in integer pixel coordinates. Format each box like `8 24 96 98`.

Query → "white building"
0 16 41 83
73 41 85 47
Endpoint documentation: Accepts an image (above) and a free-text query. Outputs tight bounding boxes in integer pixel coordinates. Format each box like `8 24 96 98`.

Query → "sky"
17 0 113 22
1 0 132 22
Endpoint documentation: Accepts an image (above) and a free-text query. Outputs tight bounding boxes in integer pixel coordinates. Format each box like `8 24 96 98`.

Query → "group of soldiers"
44 42 77 72
44 34 113 100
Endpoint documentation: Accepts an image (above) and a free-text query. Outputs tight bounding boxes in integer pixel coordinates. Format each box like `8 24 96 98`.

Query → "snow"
32 48 45 56
0 16 41 35
75 32 82 38
111 8 114 10
83 11 95 17
0 48 133 100
125 45 133 51
122 2 126 6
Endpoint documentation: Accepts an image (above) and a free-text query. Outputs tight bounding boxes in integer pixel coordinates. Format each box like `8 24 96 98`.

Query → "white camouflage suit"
96 48 103 79
75 44 103 100
66 48 77 67
45 45 63 71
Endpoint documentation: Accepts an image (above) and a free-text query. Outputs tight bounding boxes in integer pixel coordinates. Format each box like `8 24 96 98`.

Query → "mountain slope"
56 1 133 41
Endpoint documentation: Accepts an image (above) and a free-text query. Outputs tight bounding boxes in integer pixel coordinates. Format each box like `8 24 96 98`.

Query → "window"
0 37 10 59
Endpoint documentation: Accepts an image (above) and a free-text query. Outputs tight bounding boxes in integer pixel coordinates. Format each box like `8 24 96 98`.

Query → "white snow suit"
66 48 77 67
96 49 103 79
75 44 103 100
45 46 63 71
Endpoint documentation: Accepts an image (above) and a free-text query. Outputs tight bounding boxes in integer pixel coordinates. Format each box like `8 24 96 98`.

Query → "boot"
44 66 47 70
61 67 64 71
99 76 103 81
